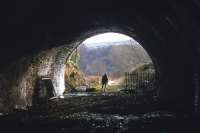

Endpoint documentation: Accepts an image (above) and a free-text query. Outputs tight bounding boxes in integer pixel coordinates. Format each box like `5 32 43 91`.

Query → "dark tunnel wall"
1 0 200 112
0 46 74 112
0 48 57 111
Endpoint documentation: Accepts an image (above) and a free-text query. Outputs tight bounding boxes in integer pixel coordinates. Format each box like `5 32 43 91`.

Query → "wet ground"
0 92 200 133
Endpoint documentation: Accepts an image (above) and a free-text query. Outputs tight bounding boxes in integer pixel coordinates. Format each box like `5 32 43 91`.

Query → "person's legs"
102 83 105 92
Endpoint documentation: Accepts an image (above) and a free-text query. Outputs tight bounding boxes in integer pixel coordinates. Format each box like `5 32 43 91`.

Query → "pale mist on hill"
77 40 152 79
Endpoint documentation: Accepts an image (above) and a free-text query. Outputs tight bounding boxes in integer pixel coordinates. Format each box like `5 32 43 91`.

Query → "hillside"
78 41 152 78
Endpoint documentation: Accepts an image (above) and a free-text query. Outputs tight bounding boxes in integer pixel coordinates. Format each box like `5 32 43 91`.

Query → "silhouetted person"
101 73 108 92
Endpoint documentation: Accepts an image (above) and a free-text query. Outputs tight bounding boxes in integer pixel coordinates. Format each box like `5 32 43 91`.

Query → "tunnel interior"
0 23 195 112
1 0 200 132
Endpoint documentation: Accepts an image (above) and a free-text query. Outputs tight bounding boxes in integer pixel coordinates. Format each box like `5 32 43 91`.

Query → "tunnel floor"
0 92 200 133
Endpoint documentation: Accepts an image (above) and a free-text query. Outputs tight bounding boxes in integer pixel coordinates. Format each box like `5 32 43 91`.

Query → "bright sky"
82 32 134 46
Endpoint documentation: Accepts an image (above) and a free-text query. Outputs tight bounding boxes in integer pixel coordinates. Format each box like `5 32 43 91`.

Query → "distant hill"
78 41 152 78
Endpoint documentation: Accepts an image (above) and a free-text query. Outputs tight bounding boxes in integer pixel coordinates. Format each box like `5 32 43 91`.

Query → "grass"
94 84 122 92
107 85 122 92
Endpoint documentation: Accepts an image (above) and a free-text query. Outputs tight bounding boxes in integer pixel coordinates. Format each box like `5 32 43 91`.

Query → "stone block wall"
0 45 73 112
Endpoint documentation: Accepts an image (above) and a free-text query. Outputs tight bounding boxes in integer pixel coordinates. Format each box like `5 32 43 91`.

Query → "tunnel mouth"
0 27 161 129
34 31 162 127
64 31 157 97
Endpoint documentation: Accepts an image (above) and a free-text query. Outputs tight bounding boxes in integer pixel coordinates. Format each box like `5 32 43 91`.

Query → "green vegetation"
123 62 155 94
107 85 122 92
64 51 86 92
92 84 122 92
132 62 155 73
68 49 80 66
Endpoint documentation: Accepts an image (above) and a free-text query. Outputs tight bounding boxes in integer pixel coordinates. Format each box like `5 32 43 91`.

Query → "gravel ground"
0 92 199 133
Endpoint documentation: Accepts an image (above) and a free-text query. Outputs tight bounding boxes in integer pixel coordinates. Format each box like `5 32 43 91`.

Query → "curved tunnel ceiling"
1 0 199 60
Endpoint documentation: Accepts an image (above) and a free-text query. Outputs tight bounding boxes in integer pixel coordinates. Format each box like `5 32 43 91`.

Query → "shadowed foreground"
0 92 200 133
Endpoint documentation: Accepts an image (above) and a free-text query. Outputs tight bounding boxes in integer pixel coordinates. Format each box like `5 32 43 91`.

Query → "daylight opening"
64 32 155 96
